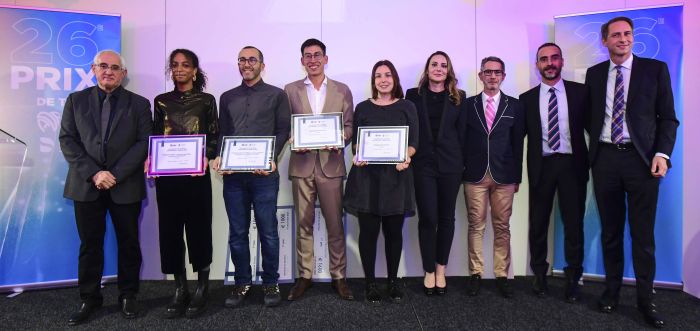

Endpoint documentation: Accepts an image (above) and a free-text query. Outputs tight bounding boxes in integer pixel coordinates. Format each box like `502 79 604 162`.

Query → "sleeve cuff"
655 152 670 160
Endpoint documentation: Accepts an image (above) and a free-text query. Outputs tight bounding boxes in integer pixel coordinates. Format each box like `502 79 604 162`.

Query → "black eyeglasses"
481 69 503 76
238 57 259 65
303 52 324 61
96 63 124 71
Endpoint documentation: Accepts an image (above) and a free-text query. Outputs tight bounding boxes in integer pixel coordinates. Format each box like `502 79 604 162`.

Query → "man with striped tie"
585 17 678 328
461 56 525 299
520 43 589 302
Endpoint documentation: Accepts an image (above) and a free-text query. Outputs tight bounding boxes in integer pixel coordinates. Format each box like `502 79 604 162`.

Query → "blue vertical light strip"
0 5 121 288
553 5 683 283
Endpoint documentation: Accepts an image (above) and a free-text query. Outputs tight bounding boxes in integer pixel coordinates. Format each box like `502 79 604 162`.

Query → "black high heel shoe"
436 285 447 295
423 273 435 296
436 274 447 295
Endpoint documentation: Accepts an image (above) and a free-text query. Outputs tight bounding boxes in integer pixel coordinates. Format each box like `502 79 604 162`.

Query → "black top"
218 79 291 161
343 99 419 217
426 89 446 141
154 89 219 159
405 87 467 175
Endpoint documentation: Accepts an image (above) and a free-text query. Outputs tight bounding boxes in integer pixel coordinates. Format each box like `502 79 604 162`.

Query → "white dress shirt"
304 75 327 115
600 55 632 143
539 79 572 155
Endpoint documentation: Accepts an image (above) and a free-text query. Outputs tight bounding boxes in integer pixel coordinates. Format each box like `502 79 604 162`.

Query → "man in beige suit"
285 39 354 301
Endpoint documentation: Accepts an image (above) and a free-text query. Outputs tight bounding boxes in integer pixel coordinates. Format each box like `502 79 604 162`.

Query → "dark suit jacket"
406 87 467 175
59 86 152 204
585 55 678 166
462 92 525 184
520 80 589 187
285 78 353 178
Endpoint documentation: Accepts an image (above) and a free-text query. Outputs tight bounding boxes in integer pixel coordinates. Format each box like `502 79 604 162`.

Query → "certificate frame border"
147 134 206 176
356 126 409 164
219 136 275 172
291 112 344 150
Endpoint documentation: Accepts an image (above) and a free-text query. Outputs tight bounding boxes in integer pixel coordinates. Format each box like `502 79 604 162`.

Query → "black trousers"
528 154 586 278
155 172 213 274
357 212 405 281
592 143 660 304
414 171 462 272
74 191 142 303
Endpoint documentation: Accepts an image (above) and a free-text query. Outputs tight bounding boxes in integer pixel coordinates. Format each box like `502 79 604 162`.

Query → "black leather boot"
186 267 209 318
388 278 404 303
165 272 189 319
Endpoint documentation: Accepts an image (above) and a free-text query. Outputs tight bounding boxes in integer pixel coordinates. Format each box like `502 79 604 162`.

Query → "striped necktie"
611 66 625 144
547 87 560 151
486 97 495 131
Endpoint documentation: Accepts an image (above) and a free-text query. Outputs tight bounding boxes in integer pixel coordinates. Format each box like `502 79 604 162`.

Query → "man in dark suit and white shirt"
462 56 525 299
520 43 588 302
585 16 678 328
59 50 152 325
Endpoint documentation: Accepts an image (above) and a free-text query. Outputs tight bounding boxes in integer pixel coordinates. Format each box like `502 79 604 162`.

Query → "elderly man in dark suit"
585 17 678 328
59 49 152 325
520 43 589 302
462 56 525 299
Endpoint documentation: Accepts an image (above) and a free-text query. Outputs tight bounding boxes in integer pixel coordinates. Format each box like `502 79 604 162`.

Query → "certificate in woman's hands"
356 126 408 164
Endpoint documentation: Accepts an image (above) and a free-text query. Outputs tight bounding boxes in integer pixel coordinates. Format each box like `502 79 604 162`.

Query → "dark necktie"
101 93 112 141
547 87 560 151
611 66 624 144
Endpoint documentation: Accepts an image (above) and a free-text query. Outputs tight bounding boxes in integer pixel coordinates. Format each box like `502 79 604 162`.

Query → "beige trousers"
464 171 516 277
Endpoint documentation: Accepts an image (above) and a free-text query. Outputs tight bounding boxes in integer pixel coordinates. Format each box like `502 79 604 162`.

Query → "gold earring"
193 75 196 82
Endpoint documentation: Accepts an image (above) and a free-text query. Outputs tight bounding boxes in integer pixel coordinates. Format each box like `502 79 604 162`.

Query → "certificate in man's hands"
291 112 344 150
147 135 206 176
219 136 275 172
356 126 408 164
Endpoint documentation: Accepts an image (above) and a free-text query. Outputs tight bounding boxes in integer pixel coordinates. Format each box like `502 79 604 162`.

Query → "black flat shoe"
639 302 665 329
120 297 138 319
68 301 101 326
598 290 619 313
467 274 481 296
423 285 435 296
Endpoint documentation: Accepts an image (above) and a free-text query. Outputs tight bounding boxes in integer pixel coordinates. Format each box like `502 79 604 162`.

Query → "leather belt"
600 142 634 150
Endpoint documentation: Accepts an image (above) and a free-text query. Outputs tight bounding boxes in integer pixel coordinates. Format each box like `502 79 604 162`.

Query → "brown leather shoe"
331 278 354 300
287 278 312 301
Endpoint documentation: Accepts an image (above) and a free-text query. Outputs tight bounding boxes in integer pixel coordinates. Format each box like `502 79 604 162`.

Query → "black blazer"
59 86 153 204
406 87 467 175
585 55 678 166
462 92 525 184
520 80 589 187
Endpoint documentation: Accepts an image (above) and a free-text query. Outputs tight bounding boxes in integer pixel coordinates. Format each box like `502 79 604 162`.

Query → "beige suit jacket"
285 78 353 178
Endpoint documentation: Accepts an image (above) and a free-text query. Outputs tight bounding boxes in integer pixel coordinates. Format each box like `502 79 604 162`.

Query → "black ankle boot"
186 267 209 318
165 272 189 319
388 278 403 303
365 281 381 305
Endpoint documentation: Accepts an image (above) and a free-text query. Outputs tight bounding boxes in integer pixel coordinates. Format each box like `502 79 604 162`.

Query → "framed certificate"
291 112 344 150
356 126 409 164
220 136 275 172
147 134 206 176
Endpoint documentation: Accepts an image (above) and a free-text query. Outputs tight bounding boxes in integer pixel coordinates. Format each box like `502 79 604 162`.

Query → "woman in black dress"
406 51 467 296
344 60 418 304
152 49 218 318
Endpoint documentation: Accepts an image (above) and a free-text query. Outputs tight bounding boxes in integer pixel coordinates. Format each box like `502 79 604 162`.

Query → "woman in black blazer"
406 51 467 296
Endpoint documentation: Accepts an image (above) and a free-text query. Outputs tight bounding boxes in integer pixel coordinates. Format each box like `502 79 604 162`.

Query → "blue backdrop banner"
0 5 121 289
553 5 683 283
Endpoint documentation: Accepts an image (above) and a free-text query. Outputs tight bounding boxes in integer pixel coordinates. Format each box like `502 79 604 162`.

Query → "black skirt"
343 163 415 217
